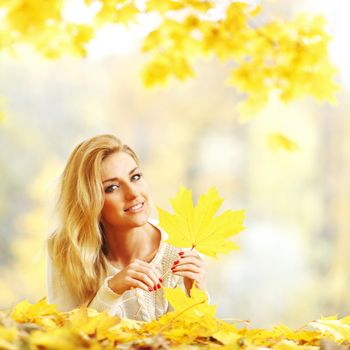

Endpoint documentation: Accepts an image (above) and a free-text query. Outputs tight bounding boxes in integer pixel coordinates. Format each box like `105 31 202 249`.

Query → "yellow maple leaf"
158 186 245 257
67 308 120 340
164 285 216 319
9 298 60 328
29 328 79 350
212 321 240 345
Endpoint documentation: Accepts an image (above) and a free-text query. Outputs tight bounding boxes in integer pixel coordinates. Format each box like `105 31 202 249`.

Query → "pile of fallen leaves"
1 295 350 350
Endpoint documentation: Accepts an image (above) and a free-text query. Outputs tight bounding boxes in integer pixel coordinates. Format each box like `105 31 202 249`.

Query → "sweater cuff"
89 276 121 309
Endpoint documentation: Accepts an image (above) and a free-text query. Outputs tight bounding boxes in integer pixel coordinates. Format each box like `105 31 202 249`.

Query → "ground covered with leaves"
1 296 350 350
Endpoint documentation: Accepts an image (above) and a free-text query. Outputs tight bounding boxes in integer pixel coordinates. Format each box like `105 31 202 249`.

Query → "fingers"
127 260 162 292
136 259 163 285
124 275 151 292
171 262 201 274
172 250 205 270
171 270 200 282
171 250 207 285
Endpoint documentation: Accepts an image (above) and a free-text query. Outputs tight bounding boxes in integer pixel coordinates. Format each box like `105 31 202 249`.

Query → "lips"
124 202 144 212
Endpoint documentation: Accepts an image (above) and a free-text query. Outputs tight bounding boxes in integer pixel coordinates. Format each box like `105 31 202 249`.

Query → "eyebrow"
102 167 139 184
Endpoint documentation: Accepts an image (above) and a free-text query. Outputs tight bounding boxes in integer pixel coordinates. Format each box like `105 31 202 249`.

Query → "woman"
46 134 207 321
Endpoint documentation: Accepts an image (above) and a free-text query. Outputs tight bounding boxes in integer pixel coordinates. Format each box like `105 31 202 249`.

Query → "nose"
124 182 138 200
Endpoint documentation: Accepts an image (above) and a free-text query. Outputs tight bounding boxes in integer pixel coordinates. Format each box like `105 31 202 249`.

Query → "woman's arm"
47 252 123 312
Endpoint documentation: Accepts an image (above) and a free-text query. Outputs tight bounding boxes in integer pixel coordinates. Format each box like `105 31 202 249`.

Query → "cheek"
101 197 122 219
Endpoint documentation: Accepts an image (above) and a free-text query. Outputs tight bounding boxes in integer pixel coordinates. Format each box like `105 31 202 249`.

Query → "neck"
102 222 157 268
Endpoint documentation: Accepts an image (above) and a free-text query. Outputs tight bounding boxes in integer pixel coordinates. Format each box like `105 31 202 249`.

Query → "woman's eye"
131 173 142 181
105 184 119 193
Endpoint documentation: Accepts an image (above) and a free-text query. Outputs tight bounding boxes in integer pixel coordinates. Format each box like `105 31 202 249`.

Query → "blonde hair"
47 134 139 305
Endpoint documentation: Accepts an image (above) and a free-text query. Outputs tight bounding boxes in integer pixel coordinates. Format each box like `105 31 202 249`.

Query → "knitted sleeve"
46 252 122 313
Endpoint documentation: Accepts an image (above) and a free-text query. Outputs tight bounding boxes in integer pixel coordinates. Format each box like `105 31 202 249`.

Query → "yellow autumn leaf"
310 316 350 342
146 0 214 13
29 328 82 350
0 326 17 350
96 1 139 26
158 186 245 257
271 324 321 344
267 133 299 152
274 339 319 350
164 285 216 319
212 322 240 345
67 308 120 340
10 298 60 327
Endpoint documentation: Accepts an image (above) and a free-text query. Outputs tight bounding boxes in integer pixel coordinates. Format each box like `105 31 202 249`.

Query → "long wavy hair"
47 134 139 305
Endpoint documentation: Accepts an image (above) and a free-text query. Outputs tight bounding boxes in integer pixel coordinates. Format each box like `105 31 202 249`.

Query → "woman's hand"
107 259 162 294
171 250 207 295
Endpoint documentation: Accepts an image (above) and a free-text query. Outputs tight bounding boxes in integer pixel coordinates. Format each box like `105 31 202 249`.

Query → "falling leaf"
267 133 299 152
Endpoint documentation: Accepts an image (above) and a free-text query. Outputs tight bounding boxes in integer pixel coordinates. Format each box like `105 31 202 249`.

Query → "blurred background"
0 0 349 329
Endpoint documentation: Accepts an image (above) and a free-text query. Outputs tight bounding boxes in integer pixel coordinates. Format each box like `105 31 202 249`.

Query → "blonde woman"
46 134 208 321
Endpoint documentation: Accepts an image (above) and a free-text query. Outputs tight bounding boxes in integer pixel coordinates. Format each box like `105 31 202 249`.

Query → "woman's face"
100 151 151 230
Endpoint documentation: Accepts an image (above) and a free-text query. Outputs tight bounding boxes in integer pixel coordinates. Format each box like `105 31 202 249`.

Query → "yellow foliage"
141 53 195 87
0 0 93 57
310 316 350 342
158 186 245 257
67 308 120 340
144 288 219 344
2 298 350 348
0 0 339 116
146 0 214 13
95 1 139 26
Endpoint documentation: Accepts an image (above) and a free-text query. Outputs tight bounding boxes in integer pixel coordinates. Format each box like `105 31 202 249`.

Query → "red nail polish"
179 251 184 256
173 260 179 265
148 287 153 292
153 285 157 291
171 266 175 270
157 283 161 289
172 269 177 273
159 277 163 282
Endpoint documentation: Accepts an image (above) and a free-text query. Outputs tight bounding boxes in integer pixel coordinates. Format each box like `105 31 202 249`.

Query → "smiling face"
100 151 151 230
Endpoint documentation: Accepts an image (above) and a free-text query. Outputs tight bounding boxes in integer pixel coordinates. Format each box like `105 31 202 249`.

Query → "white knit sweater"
46 220 187 322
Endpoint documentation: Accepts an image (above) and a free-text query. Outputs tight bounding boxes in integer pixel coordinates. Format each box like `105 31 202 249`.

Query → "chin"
129 213 150 227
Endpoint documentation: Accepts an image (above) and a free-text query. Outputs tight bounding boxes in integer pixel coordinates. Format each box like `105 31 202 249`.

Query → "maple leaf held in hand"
157 186 245 257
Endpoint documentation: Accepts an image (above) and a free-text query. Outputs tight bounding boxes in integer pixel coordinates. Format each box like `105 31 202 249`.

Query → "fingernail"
153 285 157 291
159 277 163 282
148 287 153 292
179 251 184 256
157 283 161 289
172 269 177 273
171 266 175 270
173 260 179 265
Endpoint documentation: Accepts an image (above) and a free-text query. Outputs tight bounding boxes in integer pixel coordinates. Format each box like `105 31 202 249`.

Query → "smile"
125 202 144 213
